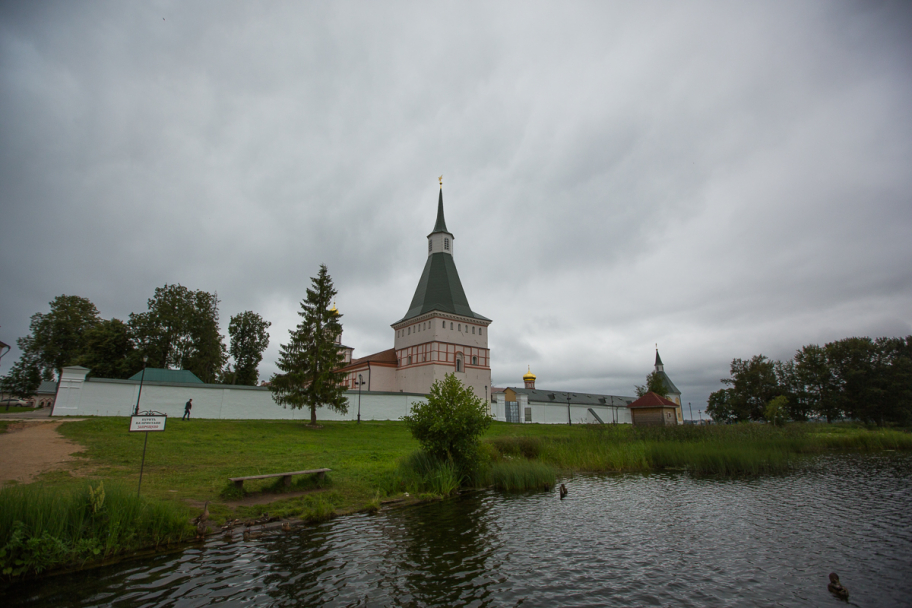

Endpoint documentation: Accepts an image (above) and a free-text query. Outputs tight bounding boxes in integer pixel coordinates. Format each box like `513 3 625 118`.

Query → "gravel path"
0 420 85 484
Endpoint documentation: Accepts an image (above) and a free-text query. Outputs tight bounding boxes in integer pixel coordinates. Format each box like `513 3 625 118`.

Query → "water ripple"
4 453 911 607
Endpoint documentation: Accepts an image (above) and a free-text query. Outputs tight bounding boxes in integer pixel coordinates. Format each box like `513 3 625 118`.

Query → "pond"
6 453 911 607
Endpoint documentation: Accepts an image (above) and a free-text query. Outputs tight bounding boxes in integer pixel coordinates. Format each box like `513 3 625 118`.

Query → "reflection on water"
6 454 911 607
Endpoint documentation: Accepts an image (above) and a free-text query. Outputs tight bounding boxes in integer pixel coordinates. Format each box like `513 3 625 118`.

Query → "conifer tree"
270 265 348 425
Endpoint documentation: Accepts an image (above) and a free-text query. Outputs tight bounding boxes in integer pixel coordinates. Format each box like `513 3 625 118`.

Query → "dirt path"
0 420 85 484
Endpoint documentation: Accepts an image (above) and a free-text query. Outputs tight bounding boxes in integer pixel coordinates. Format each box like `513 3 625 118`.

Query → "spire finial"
438 175 443 186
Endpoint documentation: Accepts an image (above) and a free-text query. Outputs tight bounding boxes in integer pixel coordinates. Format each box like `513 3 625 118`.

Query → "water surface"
7 454 911 607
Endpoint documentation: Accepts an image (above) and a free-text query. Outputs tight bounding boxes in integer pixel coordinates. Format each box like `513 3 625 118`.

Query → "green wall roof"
128 368 204 384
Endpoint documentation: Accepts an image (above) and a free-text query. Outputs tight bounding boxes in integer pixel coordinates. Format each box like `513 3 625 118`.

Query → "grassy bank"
0 482 189 578
2 417 909 579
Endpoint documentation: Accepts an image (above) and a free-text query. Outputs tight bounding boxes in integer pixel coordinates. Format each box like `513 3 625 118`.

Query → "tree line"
1 286 271 398
707 336 912 426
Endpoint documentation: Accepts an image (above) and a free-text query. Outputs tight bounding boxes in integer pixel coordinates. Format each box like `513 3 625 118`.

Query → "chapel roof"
656 370 680 395
628 392 679 408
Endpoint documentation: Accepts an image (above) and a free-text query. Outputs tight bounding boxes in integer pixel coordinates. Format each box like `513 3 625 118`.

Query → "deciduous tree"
129 284 226 383
635 370 667 398
227 311 271 386
269 265 347 425
402 373 491 477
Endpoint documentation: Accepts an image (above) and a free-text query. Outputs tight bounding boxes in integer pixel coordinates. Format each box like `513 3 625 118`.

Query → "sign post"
130 412 167 497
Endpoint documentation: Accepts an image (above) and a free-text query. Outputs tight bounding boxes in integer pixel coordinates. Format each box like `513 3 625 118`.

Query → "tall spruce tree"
269 265 348 425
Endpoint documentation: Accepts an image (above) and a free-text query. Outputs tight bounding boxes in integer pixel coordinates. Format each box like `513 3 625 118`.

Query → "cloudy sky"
2 1 910 415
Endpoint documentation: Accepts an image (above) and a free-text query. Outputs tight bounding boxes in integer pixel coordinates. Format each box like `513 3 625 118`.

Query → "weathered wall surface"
52 367 426 421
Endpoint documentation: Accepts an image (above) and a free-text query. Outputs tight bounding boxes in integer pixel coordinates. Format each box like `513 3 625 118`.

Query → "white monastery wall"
52 367 425 421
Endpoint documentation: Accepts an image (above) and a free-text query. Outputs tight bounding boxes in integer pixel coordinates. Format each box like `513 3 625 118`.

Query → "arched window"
442 320 445 328
479 328 483 336
408 355 412 365
444 238 449 250
472 326 475 334
458 324 461 331
472 356 477 365
450 322 453 330
456 355 462 372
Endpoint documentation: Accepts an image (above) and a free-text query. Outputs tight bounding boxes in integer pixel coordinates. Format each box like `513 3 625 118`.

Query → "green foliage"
0 483 190 578
227 311 271 386
764 396 789 426
635 370 667 398
0 346 43 400
129 284 227 383
1 295 102 397
270 265 348 424
714 336 912 426
26 295 102 378
485 436 544 460
402 373 491 477
390 451 461 496
75 318 141 379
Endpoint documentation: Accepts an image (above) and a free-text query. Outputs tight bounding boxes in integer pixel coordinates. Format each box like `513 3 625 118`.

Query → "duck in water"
827 572 849 600
559 484 568 499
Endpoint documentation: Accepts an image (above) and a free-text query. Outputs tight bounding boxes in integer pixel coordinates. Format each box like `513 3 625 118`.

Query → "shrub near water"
0 482 190 578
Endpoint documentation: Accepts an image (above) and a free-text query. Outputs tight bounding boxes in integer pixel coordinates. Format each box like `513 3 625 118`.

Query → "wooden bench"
229 468 331 489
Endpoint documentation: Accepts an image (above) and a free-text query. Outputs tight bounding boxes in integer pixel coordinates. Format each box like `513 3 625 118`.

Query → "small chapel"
338 180 493 401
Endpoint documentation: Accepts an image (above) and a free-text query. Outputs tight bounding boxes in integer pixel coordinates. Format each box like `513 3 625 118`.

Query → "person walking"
183 399 192 420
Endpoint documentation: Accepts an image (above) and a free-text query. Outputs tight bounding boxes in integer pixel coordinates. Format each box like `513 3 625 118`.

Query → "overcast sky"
2 1 910 416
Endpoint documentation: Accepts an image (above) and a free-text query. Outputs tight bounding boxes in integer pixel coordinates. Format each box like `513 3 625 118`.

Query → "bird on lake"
196 520 208 539
559 484 568 499
222 528 234 542
243 527 262 541
282 521 292 532
828 572 849 600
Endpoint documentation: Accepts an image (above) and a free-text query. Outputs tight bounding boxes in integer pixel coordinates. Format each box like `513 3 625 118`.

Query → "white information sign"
130 415 167 432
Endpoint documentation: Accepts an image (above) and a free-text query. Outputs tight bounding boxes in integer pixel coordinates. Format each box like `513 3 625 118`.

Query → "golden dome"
523 366 536 382
329 301 339 315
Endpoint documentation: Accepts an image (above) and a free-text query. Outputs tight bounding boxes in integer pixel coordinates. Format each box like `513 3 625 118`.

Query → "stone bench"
229 468 331 489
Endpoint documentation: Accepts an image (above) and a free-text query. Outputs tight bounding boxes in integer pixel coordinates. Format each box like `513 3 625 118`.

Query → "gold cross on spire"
438 175 443 186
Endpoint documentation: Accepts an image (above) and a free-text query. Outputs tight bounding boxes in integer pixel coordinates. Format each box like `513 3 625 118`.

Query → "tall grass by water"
482 422 912 478
0 482 190 578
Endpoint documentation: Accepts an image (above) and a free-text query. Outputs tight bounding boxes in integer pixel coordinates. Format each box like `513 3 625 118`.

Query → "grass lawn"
55 417 421 522
19 417 912 524
0 406 42 414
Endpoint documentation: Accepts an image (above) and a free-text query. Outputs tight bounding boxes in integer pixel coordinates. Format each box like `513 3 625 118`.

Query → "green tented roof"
655 350 664 366
128 368 204 384
395 252 490 323
431 188 449 234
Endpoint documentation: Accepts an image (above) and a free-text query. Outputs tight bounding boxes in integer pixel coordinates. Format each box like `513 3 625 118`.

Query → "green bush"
402 374 491 478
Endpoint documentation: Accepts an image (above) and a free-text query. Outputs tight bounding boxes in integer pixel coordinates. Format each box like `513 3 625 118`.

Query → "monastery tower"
390 180 492 399
339 179 492 400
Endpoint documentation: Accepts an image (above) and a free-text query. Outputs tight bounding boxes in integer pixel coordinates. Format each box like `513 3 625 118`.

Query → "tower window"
428 240 432 253
456 355 462 372
442 320 445 328
408 355 412 365
458 324 461 331
479 328 483 336
472 356 477 365
444 238 449 250
450 322 453 330
472 326 475 334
